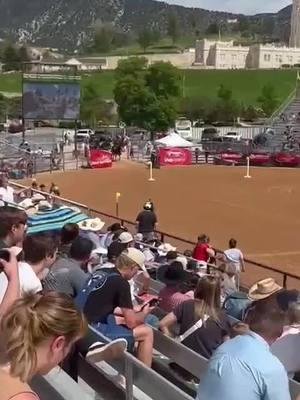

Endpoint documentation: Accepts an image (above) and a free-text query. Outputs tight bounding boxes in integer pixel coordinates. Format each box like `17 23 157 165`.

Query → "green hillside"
0 69 297 106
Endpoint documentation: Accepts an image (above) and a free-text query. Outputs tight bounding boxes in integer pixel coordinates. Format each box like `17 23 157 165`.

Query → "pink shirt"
159 287 193 313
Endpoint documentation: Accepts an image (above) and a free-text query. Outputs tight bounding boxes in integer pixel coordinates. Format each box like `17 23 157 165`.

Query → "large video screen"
23 81 80 120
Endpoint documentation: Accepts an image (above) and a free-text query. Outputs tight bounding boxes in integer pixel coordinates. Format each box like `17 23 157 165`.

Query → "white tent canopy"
155 132 193 148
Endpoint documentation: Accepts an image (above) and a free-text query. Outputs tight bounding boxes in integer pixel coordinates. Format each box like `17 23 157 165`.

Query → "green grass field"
0 69 298 105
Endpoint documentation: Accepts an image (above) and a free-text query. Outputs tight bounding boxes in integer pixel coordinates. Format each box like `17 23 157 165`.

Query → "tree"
167 13 180 44
206 22 219 35
257 84 278 116
94 23 114 53
217 84 233 102
19 46 30 62
114 58 180 132
145 62 181 98
115 56 148 79
138 29 153 53
238 16 250 33
2 45 21 71
81 82 114 126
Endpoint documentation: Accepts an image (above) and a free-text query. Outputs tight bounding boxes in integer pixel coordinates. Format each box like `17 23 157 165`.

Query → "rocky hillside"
0 0 292 51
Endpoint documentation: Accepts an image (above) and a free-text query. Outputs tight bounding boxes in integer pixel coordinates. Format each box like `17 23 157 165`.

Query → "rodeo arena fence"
8 180 300 400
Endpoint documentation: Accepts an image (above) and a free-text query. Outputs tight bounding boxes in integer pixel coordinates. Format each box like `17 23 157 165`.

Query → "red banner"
89 149 112 169
249 153 271 165
159 147 192 166
273 152 300 167
215 152 243 165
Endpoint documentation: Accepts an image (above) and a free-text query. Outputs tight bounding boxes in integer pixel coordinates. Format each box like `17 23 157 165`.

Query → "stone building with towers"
290 0 300 48
195 0 300 70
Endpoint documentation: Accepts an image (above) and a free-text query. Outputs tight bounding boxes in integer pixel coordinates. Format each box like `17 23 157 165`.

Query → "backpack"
223 291 251 321
75 270 118 312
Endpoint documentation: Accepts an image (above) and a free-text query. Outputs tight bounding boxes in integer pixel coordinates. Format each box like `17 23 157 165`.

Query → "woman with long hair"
159 275 231 359
0 291 87 400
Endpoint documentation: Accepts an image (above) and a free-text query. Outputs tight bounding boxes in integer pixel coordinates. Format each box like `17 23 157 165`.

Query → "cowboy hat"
157 243 177 257
38 201 53 211
157 261 184 286
248 278 282 301
78 218 105 232
31 193 46 202
18 198 34 210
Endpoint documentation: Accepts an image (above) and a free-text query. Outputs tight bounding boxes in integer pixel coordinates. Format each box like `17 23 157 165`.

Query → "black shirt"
136 210 157 233
84 268 133 324
174 300 231 359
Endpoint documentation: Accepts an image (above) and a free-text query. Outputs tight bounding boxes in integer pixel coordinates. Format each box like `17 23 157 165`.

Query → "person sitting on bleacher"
197 300 291 400
158 261 194 313
0 206 27 250
43 237 93 298
58 223 79 258
78 248 154 367
159 275 231 359
0 234 58 303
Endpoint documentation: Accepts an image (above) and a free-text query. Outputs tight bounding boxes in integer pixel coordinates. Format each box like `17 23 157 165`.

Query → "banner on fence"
159 147 192 166
249 153 271 165
214 152 243 165
89 149 112 169
274 152 300 167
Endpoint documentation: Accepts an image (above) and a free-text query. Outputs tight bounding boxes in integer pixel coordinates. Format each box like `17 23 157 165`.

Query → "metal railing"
266 88 297 127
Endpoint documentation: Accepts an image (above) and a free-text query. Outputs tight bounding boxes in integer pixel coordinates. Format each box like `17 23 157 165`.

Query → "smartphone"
0 249 10 273
141 298 159 310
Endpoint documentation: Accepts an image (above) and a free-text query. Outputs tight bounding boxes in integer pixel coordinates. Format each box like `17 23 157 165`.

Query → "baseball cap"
125 248 146 269
119 232 133 244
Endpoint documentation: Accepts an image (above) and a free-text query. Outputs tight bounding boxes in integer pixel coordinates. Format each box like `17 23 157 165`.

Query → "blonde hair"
115 252 138 270
194 276 221 322
0 291 87 382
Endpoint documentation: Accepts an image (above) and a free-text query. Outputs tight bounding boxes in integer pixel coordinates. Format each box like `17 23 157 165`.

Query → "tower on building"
290 0 300 48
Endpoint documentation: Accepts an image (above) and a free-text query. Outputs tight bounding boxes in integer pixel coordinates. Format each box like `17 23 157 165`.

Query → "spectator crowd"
0 175 299 400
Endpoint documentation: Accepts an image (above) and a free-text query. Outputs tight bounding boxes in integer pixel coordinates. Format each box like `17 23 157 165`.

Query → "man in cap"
136 201 158 241
82 248 154 367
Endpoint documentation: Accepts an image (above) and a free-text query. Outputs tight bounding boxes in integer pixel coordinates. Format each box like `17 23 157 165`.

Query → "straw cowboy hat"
248 278 282 301
78 217 105 232
157 243 177 257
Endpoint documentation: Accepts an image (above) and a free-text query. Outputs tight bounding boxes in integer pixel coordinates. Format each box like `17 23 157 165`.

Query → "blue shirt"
197 332 291 400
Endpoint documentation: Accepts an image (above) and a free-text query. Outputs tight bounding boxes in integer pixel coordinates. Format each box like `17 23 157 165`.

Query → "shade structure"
27 206 88 234
155 132 193 148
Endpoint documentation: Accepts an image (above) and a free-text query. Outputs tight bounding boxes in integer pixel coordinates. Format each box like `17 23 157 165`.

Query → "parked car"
201 127 220 142
223 132 242 141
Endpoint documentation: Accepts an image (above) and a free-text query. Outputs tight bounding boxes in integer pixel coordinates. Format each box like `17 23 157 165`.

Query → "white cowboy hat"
78 218 105 232
248 278 282 301
157 243 177 257
31 193 46 202
18 198 34 210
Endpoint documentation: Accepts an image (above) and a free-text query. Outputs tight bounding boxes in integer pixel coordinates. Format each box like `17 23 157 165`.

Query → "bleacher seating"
7 181 300 400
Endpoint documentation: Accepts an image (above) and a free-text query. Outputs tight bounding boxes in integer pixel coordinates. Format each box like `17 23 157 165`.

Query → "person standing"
136 201 158 241
224 238 245 289
193 234 215 263
196 302 291 400
195 147 200 164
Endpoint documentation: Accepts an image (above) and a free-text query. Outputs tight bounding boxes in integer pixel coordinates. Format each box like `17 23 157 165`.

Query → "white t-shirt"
0 186 14 205
224 248 243 271
0 261 42 302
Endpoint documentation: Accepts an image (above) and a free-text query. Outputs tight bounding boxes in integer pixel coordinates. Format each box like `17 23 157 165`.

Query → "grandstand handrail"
10 182 300 288
152 327 300 399
31 367 94 400
88 325 193 400
266 88 296 127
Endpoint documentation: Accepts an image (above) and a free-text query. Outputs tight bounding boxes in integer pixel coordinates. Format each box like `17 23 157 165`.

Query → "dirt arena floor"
25 162 300 288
